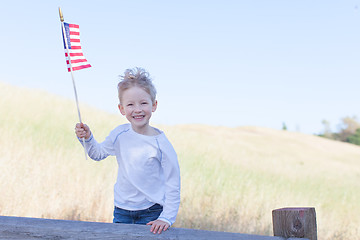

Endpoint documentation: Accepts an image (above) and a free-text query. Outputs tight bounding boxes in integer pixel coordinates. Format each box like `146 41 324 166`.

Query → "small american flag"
62 22 91 72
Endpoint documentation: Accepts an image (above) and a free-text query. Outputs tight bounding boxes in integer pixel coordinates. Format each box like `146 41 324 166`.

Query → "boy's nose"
134 104 142 112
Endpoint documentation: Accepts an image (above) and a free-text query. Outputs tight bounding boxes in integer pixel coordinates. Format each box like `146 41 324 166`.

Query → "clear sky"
1 0 359 134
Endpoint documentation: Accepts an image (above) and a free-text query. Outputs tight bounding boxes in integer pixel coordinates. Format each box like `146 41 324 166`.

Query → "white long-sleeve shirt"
80 123 180 226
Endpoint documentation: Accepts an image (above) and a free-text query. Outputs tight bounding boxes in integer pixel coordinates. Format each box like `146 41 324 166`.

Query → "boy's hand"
146 219 170 234
75 123 91 140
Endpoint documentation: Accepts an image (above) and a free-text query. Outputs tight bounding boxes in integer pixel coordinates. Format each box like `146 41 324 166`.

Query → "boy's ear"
152 100 158 112
118 104 125 115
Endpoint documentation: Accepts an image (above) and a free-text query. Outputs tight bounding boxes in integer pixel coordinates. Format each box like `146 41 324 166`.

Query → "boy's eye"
141 102 148 105
127 103 133 106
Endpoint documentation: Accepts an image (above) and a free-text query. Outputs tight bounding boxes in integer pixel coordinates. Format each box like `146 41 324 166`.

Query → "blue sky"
1 0 360 134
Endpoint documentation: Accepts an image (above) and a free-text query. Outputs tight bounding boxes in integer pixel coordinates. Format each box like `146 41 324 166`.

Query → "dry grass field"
1 81 359 239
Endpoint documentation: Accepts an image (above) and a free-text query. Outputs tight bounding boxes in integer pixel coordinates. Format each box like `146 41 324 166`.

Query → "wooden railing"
0 207 316 240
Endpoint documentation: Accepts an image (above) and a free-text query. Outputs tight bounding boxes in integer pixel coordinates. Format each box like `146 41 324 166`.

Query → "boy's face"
118 86 157 134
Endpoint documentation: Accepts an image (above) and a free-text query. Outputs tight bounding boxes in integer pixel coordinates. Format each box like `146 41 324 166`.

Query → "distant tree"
348 128 360 145
282 122 287 131
318 116 360 146
336 116 360 142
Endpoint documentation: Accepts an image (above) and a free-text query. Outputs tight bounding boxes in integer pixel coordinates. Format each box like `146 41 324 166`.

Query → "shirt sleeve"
157 137 181 226
78 132 115 161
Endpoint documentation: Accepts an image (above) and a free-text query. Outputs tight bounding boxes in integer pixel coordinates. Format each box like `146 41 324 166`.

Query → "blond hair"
117 67 157 104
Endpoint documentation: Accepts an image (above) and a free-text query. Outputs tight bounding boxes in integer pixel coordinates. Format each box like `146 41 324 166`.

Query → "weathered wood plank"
272 208 317 240
0 216 306 240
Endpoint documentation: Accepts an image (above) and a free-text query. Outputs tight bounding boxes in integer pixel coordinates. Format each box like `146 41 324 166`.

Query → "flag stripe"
65 52 84 57
62 22 91 72
68 64 91 72
70 39 80 43
69 46 81 50
67 59 88 64
64 50 85 54
69 31 80 36
73 64 91 70
68 23 79 28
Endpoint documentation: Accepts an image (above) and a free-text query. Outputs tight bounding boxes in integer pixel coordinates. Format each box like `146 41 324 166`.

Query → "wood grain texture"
0 215 308 240
273 208 317 240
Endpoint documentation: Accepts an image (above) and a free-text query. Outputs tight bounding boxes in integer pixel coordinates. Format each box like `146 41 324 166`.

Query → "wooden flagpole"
59 7 88 160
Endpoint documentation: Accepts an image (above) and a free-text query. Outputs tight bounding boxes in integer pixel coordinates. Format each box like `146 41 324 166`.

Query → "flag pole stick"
59 7 88 160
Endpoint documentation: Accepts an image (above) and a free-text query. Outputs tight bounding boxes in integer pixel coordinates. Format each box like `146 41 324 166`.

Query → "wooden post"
272 207 317 240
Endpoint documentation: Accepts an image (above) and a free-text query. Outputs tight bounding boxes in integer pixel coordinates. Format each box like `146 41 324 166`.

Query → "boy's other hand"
75 123 91 140
146 219 170 234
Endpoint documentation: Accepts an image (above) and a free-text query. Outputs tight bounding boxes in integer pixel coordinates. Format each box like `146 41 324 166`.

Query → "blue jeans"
113 204 163 225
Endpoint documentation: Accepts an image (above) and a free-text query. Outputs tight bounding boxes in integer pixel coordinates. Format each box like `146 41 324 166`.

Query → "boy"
75 67 180 234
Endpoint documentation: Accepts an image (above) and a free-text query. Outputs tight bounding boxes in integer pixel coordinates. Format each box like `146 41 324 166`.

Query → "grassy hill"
1 81 359 239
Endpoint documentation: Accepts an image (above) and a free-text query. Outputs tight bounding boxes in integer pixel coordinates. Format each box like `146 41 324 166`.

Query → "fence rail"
0 214 310 240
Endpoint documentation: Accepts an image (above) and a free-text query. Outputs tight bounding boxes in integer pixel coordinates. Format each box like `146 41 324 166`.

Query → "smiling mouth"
133 115 145 120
